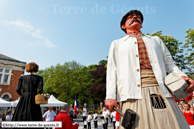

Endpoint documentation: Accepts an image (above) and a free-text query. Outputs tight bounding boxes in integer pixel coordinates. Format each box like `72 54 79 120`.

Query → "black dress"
12 74 43 121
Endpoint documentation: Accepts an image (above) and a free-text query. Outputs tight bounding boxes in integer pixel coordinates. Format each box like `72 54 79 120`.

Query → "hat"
120 10 144 33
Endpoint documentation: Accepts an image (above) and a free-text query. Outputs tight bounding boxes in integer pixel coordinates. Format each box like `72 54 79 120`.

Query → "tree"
184 29 194 77
37 61 95 105
148 31 190 74
88 63 107 103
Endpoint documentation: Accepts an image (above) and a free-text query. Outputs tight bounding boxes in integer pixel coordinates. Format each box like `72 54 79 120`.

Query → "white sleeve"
157 36 187 77
42 112 47 118
53 111 56 116
106 40 117 100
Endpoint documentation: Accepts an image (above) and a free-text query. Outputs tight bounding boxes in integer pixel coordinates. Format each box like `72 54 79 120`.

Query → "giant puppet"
105 10 194 129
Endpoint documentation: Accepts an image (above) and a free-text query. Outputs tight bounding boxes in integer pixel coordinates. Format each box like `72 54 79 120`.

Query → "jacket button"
137 84 140 87
136 55 138 57
137 69 139 72
135 42 137 44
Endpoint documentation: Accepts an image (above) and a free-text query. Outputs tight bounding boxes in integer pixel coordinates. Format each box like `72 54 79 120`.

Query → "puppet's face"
121 13 142 32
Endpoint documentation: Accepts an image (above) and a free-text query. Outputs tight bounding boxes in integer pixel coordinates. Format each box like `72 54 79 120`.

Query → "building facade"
0 53 26 101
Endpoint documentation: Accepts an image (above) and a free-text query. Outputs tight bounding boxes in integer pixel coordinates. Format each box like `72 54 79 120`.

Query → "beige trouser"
120 70 189 129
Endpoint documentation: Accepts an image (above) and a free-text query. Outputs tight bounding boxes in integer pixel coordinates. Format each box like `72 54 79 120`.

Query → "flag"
74 96 79 115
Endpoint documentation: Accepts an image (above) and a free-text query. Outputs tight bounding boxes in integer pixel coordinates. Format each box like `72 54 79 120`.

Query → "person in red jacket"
54 104 79 129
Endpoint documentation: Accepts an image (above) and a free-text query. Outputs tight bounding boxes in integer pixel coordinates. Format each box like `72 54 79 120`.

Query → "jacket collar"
123 33 151 41
59 111 68 114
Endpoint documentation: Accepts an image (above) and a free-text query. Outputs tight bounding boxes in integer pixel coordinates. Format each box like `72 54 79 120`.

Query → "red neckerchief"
127 31 141 35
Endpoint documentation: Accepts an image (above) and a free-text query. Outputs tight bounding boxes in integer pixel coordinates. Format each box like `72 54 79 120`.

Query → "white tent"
0 97 12 107
40 95 67 107
10 99 20 107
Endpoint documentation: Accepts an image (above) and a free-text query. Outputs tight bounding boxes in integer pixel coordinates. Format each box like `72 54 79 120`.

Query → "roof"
0 53 26 64
40 95 67 107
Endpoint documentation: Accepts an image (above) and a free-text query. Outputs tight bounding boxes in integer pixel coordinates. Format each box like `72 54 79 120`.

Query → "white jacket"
106 34 187 101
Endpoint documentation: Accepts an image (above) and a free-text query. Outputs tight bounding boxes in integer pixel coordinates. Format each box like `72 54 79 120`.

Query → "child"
111 110 116 129
93 110 98 129
87 112 92 129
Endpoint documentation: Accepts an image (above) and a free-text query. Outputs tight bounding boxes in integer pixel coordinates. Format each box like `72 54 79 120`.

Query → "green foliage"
99 60 107 65
98 110 102 114
184 29 194 76
148 31 191 75
37 61 94 105
88 64 107 103
88 111 95 114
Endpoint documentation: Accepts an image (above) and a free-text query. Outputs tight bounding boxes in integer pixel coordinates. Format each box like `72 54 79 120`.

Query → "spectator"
42 107 56 122
111 110 116 129
10 111 14 118
80 106 87 122
93 110 98 129
87 112 92 129
179 100 194 125
54 104 79 129
69 108 74 122
2 114 6 121
101 107 110 129
6 108 10 115
6 111 12 121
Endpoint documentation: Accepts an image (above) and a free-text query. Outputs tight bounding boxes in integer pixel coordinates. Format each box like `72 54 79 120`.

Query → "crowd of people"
78 105 120 129
0 109 14 127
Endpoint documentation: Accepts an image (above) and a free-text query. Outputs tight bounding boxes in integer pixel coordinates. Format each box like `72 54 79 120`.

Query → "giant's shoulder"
22 74 43 79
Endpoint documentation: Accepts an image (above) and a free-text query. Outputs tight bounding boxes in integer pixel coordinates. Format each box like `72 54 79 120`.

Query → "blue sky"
0 0 193 70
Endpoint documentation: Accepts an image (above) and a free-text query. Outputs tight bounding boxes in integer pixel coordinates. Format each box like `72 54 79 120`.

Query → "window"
2 95 9 101
0 68 12 85
1 92 12 101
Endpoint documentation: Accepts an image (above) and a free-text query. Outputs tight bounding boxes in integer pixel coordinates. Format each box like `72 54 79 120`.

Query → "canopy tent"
10 99 20 107
40 95 67 107
2 95 66 107
0 97 12 107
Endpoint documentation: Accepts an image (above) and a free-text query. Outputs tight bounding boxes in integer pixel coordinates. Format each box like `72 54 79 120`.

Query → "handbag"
35 94 48 104
164 73 190 100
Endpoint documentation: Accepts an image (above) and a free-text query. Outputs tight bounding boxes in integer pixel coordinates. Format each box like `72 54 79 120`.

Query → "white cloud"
1 20 56 48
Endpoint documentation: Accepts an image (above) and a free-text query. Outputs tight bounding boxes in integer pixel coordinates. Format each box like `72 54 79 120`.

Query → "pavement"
73 115 114 129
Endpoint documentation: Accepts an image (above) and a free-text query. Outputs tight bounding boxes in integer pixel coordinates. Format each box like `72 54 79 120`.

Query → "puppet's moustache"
129 18 141 26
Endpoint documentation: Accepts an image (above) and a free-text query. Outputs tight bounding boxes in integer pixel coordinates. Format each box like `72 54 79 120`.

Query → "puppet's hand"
105 99 117 112
182 76 194 93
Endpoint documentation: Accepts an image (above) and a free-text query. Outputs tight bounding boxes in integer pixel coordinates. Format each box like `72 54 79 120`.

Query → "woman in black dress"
12 62 43 121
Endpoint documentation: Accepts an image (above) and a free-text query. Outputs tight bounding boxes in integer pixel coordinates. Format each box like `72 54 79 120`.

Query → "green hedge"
98 110 102 114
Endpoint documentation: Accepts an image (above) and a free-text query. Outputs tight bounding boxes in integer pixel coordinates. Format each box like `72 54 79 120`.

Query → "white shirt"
102 110 109 119
111 111 116 121
93 113 98 121
6 115 12 121
42 110 56 121
106 35 187 101
87 115 92 122
83 108 87 116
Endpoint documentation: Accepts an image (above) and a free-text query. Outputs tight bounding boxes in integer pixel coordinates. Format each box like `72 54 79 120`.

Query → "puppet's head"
120 10 143 34
26 62 39 73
